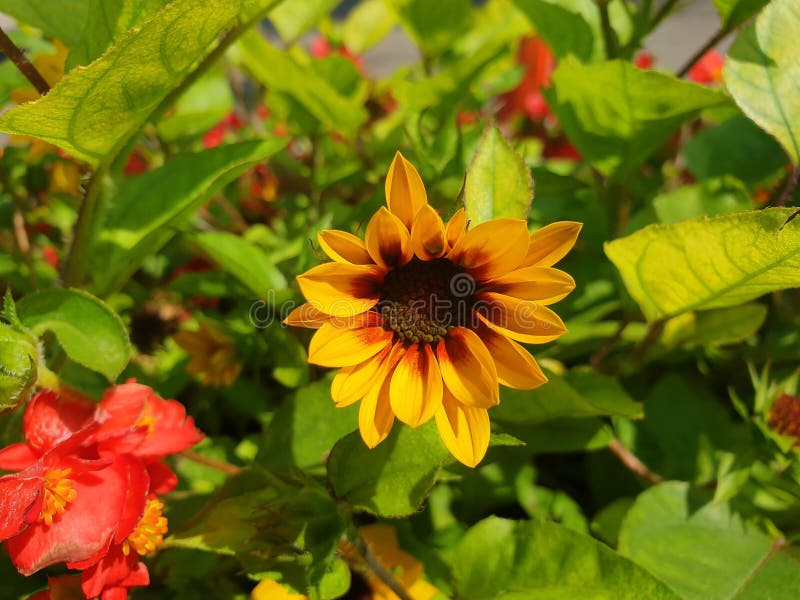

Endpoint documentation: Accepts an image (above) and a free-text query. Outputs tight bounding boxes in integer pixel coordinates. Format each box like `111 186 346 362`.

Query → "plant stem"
609 439 663 485
649 0 681 33
351 531 413 600
0 25 50 95
12 208 38 288
180 451 243 476
589 317 632 372
63 169 105 287
37 365 95 404
631 319 666 366
596 0 620 59
677 27 730 78
774 164 800 207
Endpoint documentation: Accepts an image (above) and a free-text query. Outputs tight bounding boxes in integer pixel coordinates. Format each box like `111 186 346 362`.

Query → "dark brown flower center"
377 258 475 344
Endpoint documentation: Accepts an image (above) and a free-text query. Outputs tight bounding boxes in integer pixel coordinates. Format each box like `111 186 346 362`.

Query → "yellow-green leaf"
724 0 800 163
464 125 533 225
605 208 800 321
0 0 89 46
0 0 278 166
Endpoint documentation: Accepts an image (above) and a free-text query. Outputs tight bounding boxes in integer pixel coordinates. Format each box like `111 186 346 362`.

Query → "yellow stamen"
123 498 168 556
39 468 77 526
135 403 158 437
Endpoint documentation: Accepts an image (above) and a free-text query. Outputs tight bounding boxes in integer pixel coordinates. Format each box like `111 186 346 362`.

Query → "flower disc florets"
377 258 474 344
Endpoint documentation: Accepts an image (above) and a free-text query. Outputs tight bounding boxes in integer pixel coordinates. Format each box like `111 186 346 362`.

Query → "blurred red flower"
499 36 555 122
688 50 724 84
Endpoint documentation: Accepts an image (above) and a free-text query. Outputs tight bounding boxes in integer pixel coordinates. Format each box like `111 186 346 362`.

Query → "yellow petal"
435 390 490 468
365 207 413 269
317 230 373 265
445 208 468 249
521 221 582 267
410 204 447 260
448 218 529 281
308 322 393 367
251 579 308 600
436 327 499 408
486 266 575 305
475 292 567 344
389 343 443 427
359 360 396 448
296 262 382 317
283 303 331 328
477 324 548 389
385 151 428 230
331 346 392 407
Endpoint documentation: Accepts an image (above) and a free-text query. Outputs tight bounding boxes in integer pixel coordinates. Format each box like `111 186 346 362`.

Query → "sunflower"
286 152 580 467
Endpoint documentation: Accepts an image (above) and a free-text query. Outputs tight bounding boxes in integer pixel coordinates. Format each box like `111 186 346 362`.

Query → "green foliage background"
0 0 799 598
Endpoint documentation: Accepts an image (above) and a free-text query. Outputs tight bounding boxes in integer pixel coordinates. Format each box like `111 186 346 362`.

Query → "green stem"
37 365 94 404
649 0 680 33
63 169 105 287
596 0 620 59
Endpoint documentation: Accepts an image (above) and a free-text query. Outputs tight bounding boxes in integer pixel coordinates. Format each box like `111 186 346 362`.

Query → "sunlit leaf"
724 0 800 163
465 125 533 225
453 516 680 599
605 208 800 320
0 0 280 165
0 0 89 46
620 482 800 599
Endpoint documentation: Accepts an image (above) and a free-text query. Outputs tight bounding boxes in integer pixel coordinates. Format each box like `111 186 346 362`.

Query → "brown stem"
589 317 632 372
351 532 413 600
609 439 663 485
677 27 730 78
180 451 242 476
774 164 800 207
631 319 666 366
12 208 38 287
0 26 50 95
650 0 680 32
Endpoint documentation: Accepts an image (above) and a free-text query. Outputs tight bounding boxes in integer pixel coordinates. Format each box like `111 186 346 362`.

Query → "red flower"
309 35 365 74
27 575 85 600
634 51 654 69
499 36 555 122
202 112 245 149
123 152 149 176
41 245 59 270
688 50 724 84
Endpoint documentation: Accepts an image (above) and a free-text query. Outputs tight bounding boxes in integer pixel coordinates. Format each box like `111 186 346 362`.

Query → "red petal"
147 462 178 495
0 443 39 471
24 391 93 454
0 475 42 540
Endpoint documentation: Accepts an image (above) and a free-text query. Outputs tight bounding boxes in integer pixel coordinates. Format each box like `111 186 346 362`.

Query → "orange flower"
286 152 579 466
251 579 308 600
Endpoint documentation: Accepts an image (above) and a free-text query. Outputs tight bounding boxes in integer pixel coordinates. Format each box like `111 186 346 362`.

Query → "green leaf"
653 177 753 223
0 0 279 166
0 0 89 46
0 322 38 412
270 0 339 43
91 140 285 295
67 0 169 68
237 31 367 136
341 0 397 53
713 0 771 30
453 516 680 599
683 115 787 186
17 289 131 380
493 370 642 425
724 0 800 163
386 0 474 57
326 421 450 517
155 68 235 141
509 0 596 62
257 376 357 474
605 208 800 321
497 418 615 453
166 468 346 596
660 303 768 350
192 231 288 299
619 482 800 599
464 125 533 226
547 58 728 178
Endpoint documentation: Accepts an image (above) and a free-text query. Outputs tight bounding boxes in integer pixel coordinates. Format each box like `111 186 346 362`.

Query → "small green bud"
0 322 38 413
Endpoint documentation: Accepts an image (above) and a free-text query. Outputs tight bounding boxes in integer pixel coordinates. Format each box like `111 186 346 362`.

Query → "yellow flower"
286 152 580 467
49 161 82 196
251 579 307 600
173 320 243 387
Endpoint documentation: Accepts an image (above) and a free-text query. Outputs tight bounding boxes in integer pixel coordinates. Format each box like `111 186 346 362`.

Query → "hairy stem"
0 25 50 95
609 439 663 485
37 366 95 404
351 531 413 600
180 451 243 476
63 170 105 287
